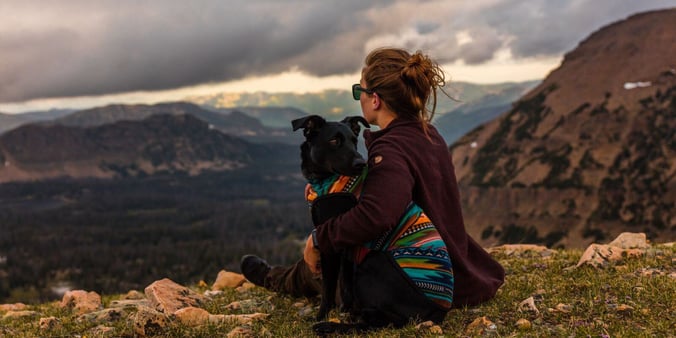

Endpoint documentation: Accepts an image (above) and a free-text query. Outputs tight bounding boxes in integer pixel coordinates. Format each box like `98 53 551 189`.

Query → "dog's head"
292 115 370 181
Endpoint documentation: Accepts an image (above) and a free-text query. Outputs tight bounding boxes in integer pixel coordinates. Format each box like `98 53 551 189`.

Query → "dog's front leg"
317 252 340 320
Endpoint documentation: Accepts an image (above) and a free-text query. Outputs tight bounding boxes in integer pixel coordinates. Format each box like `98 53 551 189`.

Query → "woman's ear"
372 93 381 110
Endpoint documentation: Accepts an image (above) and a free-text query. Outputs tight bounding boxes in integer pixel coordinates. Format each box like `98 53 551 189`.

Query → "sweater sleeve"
314 139 415 253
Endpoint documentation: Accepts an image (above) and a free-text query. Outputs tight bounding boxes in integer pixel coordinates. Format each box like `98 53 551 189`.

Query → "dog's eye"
328 138 340 147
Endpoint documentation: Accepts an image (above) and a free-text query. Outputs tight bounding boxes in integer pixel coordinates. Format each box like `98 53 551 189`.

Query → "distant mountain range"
451 8 676 248
0 80 540 147
0 113 297 183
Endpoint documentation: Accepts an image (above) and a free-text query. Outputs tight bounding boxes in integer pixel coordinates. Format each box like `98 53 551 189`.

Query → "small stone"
292 301 306 308
130 305 170 336
416 320 435 329
516 318 531 330
174 306 210 326
236 282 256 292
144 278 206 314
429 325 443 334
60 290 102 315
109 299 150 309
2 310 39 320
39 316 61 331
212 270 247 290
575 244 645 268
416 321 444 334
227 326 254 337
465 316 497 335
204 290 223 298
78 308 126 324
554 303 572 313
487 244 554 257
616 304 634 316
0 303 27 313
298 306 313 317
122 290 145 300
518 296 539 314
89 325 115 336
217 313 269 325
608 232 649 249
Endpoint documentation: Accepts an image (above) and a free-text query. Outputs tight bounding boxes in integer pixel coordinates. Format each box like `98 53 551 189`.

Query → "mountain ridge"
451 8 676 248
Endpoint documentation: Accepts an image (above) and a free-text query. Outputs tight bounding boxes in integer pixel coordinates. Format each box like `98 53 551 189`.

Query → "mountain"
0 113 296 183
451 9 676 248
0 109 74 135
186 81 539 125
434 81 539 143
48 102 298 144
205 106 308 128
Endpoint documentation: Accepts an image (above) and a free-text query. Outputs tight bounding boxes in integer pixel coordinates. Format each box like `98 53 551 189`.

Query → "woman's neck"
376 109 397 129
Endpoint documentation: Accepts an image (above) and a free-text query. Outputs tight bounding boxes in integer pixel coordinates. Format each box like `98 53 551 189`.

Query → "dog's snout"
352 157 366 169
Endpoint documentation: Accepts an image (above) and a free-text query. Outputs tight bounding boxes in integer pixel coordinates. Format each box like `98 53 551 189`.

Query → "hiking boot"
240 255 272 287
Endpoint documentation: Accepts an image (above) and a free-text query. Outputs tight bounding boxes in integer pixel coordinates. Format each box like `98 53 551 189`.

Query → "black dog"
291 114 370 322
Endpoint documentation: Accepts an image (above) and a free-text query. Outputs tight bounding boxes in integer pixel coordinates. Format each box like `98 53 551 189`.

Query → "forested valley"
0 166 310 304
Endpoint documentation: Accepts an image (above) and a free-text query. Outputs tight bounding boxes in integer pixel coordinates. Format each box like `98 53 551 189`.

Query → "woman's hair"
362 47 447 136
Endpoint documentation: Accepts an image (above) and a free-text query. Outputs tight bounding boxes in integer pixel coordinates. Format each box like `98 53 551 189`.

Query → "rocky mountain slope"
0 113 295 183
451 9 676 248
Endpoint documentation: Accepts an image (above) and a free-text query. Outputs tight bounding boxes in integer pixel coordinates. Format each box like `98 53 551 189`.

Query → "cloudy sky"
0 0 672 113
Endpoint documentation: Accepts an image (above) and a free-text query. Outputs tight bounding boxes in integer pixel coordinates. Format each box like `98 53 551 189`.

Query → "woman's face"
359 79 377 124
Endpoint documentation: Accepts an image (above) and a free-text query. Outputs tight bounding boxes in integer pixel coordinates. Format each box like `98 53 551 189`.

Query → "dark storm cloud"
0 0 671 102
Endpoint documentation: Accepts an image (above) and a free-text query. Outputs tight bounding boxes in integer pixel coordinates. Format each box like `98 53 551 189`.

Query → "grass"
1 244 674 337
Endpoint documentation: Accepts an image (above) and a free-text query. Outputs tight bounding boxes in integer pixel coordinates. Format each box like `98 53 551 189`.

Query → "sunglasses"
352 84 375 100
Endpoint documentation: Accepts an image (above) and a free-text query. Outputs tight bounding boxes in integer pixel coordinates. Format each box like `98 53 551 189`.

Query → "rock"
130 305 170 337
59 290 103 315
416 320 443 334
487 244 554 257
518 296 540 314
2 310 39 320
174 306 268 326
218 313 269 325
608 232 649 249
516 318 532 330
616 304 634 316
144 278 206 314
212 270 246 290
0 303 27 312
89 325 115 336
236 282 256 292
174 306 211 326
78 308 127 324
204 290 223 298
227 326 254 337
122 290 145 300
109 298 150 309
39 316 61 331
553 303 572 313
466 316 497 336
225 299 257 311
575 244 644 268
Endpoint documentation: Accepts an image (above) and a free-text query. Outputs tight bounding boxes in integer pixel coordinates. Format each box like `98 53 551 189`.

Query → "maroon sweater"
315 118 504 307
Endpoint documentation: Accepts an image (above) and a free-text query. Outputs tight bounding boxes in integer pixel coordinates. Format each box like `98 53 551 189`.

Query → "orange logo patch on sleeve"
373 155 383 164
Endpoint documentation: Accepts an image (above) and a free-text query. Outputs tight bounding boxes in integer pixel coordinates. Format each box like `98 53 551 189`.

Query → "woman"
241 47 504 329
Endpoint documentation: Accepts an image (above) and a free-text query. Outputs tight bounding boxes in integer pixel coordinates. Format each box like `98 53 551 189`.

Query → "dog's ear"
340 116 370 136
292 115 326 137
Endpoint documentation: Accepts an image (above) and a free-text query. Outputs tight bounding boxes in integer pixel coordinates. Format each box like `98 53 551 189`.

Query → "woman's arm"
313 140 415 254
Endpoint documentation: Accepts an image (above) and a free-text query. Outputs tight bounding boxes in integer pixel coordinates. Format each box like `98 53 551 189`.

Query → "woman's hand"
303 233 321 275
